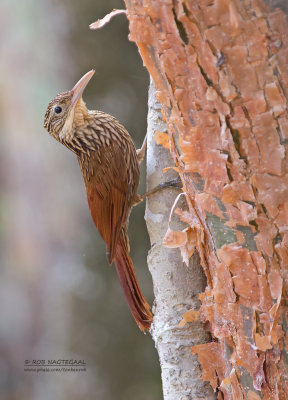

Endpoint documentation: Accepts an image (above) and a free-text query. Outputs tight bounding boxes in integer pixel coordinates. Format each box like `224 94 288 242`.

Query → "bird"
43 70 152 331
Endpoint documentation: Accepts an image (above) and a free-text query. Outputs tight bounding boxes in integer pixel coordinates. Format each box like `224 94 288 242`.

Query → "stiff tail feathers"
114 234 153 331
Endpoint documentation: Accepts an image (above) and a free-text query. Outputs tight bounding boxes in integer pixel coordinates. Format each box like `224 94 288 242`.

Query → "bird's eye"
54 106 62 114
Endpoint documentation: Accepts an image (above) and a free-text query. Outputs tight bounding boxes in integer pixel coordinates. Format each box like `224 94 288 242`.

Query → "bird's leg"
139 176 182 201
136 134 147 164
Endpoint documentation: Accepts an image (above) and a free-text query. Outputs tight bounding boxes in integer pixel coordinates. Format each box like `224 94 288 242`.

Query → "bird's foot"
139 177 182 200
136 134 147 164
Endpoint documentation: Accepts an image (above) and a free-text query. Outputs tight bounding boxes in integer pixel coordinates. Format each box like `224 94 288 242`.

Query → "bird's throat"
73 98 88 128
59 109 75 141
59 98 88 142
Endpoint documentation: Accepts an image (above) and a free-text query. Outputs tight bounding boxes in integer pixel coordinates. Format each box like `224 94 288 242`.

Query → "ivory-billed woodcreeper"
43 70 152 331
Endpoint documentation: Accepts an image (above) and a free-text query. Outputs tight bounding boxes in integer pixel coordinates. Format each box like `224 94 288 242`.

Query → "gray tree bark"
145 80 215 400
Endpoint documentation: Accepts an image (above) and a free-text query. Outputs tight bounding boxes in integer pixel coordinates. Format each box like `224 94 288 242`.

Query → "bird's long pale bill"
71 69 95 107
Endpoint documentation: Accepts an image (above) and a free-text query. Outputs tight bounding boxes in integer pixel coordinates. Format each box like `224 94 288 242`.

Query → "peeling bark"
124 1 288 399
145 80 215 399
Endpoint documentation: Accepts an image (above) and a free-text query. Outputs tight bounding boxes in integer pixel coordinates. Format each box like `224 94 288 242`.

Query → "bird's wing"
83 141 131 264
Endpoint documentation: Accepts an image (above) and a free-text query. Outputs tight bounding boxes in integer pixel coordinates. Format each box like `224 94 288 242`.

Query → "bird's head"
44 69 95 143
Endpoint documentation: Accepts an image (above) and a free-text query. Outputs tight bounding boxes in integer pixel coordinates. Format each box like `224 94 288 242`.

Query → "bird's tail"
114 233 153 331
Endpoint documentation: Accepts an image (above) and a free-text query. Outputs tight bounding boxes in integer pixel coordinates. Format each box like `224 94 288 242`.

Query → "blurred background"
0 0 161 399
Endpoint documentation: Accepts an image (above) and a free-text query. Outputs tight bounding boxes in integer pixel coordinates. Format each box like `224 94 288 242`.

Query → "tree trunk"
145 79 215 399
124 1 288 399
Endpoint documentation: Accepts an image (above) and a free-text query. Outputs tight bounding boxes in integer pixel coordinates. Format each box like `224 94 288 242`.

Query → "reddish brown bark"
124 1 288 399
